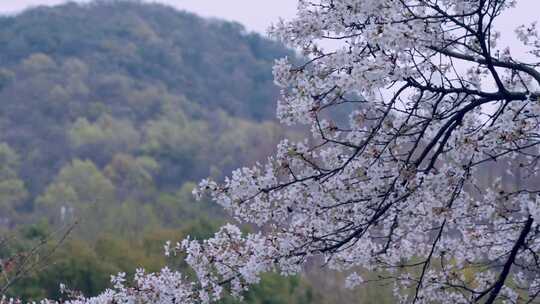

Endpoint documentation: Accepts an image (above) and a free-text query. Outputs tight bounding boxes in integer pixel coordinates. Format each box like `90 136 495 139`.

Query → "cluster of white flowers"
8 1 540 303
193 0 540 302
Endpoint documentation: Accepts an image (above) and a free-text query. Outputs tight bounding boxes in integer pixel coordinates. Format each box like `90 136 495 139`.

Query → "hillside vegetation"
0 0 293 227
0 2 394 303
0 1 310 301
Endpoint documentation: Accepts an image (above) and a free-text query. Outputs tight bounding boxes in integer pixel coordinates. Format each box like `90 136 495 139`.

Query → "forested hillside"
0 1 317 301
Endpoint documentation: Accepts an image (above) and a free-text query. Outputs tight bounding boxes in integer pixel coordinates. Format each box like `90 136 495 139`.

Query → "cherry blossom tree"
191 1 540 302
10 0 540 303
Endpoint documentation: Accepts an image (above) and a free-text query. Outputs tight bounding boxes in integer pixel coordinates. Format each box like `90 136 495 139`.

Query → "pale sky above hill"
0 0 297 34
0 0 537 51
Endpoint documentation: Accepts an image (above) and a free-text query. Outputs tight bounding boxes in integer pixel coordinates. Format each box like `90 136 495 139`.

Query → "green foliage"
34 183 78 224
21 53 57 73
104 154 159 200
237 274 313 304
8 240 114 300
54 160 115 205
0 179 28 215
0 143 28 225
0 0 293 197
69 115 141 165
0 143 21 180
36 159 116 237
7 223 318 303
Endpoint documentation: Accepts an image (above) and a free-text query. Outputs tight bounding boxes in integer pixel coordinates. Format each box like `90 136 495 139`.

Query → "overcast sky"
0 0 537 49
0 0 298 34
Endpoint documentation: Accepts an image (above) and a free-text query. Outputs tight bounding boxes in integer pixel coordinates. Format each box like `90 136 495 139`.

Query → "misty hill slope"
0 3 320 302
0 0 289 119
0 0 293 205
